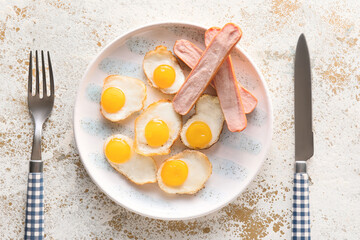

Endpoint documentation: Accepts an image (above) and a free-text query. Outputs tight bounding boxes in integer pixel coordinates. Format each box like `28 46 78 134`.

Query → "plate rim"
73 21 273 220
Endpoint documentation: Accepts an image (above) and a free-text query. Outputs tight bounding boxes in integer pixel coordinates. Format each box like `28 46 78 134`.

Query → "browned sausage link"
172 23 242 115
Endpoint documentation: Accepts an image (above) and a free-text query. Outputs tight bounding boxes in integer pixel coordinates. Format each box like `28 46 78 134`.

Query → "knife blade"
292 33 313 240
295 33 314 162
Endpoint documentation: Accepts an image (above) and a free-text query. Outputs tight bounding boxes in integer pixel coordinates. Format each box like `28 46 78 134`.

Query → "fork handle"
25 172 44 240
292 173 310 240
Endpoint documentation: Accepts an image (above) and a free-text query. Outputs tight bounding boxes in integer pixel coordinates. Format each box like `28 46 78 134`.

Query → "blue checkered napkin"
25 173 44 240
292 173 310 240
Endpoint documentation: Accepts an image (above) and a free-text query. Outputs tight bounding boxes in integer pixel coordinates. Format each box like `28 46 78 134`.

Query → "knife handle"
292 173 310 240
25 173 44 240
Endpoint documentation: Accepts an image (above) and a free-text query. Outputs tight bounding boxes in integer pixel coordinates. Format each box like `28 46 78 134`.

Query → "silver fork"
25 50 54 240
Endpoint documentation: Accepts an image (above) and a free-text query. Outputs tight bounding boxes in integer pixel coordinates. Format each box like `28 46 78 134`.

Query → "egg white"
101 75 146 122
134 100 182 156
157 150 212 194
180 94 225 149
143 46 185 94
104 134 157 185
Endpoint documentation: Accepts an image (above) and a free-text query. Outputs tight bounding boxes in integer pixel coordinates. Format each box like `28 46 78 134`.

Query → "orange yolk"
153 64 176 89
105 138 131 164
145 119 169 147
186 121 212 148
101 87 126 113
161 159 188 187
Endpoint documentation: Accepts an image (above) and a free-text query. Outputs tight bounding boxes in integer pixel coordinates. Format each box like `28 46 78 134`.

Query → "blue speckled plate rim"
73 21 273 220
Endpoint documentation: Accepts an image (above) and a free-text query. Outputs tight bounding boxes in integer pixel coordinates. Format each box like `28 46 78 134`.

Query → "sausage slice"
172 23 242 115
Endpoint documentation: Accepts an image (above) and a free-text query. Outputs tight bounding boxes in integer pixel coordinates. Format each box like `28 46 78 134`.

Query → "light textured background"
0 0 359 239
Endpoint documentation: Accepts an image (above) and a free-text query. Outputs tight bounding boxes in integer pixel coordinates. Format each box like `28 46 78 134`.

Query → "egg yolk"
105 138 131 164
161 159 188 187
145 119 169 147
101 87 126 113
186 121 212 148
153 64 176 89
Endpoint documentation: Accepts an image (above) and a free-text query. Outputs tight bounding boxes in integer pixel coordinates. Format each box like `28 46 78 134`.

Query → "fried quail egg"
180 94 225 149
104 134 157 184
134 100 182 156
157 150 212 194
100 75 146 122
143 46 185 94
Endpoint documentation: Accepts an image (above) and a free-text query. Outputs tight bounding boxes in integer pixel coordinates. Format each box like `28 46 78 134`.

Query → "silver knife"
292 33 313 240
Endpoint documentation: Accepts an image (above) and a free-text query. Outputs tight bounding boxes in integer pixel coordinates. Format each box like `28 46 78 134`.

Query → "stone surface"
0 0 359 239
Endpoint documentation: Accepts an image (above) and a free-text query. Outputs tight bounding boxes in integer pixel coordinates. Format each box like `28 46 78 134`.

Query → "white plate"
74 22 273 220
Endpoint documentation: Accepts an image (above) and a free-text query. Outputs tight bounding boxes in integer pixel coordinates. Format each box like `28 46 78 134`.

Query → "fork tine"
35 50 40 95
28 51 32 96
41 51 47 97
47 52 54 96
